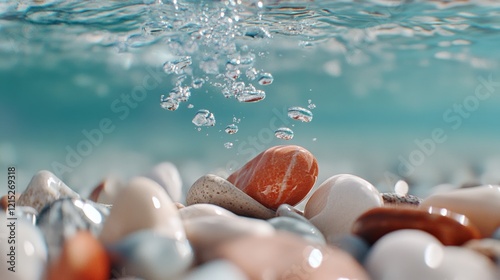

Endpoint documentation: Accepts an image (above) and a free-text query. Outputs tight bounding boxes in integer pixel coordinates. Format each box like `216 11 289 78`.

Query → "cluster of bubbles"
156 1 314 143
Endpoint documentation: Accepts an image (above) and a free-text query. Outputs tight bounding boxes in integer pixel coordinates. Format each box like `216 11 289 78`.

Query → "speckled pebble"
268 216 325 245
17 170 80 212
381 192 422 207
186 174 275 219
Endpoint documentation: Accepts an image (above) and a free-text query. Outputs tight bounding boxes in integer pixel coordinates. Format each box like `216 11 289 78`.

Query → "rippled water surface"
2 0 500 196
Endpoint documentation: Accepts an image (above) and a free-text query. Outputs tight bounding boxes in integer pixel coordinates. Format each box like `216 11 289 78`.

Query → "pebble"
145 162 183 202
99 176 185 245
89 176 125 204
107 230 193 280
210 232 370 280
420 185 500 237
304 174 383 240
179 203 238 220
365 229 497 280
183 215 275 261
182 260 248 280
17 170 80 212
0 212 48 280
268 216 326 245
352 206 481 246
381 192 422 207
186 174 275 219
275 203 309 223
328 234 370 263
0 193 19 210
46 231 109 280
37 198 110 260
464 238 500 262
227 145 319 210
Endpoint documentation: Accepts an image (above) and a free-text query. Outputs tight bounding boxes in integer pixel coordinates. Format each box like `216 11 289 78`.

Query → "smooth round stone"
365 229 497 280
47 231 109 280
100 177 185 245
0 212 48 280
227 145 319 210
89 176 125 204
182 260 248 280
183 215 275 260
304 174 383 240
268 216 325 245
420 185 500 237
179 203 238 220
186 174 275 219
17 170 80 212
145 162 183 202
0 193 20 210
37 198 109 260
108 230 193 280
210 232 370 280
328 234 370 263
276 203 309 223
464 239 500 262
352 206 481 246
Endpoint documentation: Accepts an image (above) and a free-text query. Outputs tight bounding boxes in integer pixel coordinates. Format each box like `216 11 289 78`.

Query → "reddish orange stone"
227 145 318 210
47 231 110 280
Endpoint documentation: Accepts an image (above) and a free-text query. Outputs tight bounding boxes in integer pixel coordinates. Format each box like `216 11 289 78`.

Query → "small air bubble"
258 73 273 85
275 127 294 140
192 109 216 127
160 95 179 111
288 107 313 122
225 124 239 134
163 56 192 75
224 142 234 149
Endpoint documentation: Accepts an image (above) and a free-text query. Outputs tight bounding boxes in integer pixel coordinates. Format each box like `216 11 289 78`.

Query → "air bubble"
163 56 192 75
246 68 259 80
192 78 205 89
275 127 294 140
258 73 273 85
225 124 238 134
160 95 179 111
235 85 265 103
224 142 234 149
288 107 313 122
192 109 216 127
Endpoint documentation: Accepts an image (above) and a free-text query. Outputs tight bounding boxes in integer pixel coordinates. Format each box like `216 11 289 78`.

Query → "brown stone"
352 206 481 246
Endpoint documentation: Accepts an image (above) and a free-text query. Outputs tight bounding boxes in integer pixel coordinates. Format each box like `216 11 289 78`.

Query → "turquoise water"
1 0 500 198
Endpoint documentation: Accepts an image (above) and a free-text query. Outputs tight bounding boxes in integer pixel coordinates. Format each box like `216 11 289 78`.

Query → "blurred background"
1 0 500 200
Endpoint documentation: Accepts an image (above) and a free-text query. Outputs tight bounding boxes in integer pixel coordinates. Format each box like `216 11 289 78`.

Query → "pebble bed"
1 145 500 280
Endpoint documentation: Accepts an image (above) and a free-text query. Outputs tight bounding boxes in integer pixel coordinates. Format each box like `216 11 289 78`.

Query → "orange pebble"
0 193 19 210
47 231 110 280
227 145 318 210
